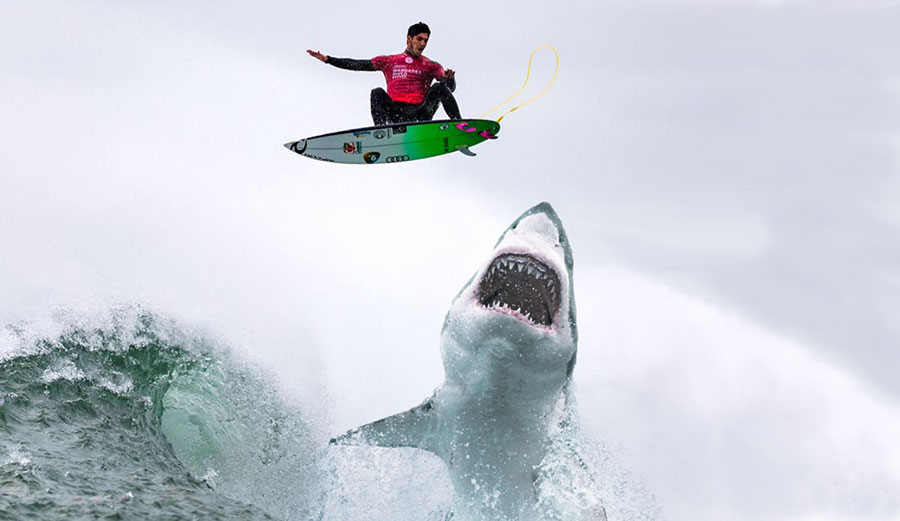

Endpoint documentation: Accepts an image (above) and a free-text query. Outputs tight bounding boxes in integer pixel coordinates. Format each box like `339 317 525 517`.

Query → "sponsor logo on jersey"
363 152 381 164
391 65 424 80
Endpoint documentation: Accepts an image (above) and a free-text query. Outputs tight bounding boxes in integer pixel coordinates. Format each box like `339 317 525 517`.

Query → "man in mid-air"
307 22 461 126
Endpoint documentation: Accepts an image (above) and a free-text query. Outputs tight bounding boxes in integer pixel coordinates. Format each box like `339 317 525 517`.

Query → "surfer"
307 22 462 126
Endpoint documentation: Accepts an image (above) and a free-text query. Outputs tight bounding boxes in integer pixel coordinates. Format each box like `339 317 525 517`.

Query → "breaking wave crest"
0 307 315 520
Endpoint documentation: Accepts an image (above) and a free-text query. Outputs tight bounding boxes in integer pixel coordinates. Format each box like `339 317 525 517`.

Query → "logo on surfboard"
343 141 362 154
289 140 307 154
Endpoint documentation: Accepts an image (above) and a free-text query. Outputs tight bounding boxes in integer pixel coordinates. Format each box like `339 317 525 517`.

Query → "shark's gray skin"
333 203 595 520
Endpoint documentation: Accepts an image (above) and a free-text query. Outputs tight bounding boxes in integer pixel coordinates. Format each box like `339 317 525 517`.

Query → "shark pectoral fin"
330 397 439 454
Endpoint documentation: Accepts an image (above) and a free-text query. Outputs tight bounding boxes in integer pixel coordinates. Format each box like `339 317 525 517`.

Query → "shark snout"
503 203 569 253
513 212 561 248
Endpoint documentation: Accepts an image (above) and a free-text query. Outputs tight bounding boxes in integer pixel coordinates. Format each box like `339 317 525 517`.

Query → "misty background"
2 1 899 520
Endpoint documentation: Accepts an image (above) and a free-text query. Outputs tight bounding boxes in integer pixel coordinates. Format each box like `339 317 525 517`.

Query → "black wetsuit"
326 56 461 126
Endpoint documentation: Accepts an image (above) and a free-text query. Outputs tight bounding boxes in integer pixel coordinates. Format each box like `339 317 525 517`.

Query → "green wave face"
0 308 314 521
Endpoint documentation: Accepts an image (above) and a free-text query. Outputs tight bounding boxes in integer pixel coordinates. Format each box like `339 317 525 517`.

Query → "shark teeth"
476 253 562 326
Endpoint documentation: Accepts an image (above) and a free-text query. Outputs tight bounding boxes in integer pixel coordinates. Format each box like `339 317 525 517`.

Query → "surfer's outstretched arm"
326 57 376 71
306 49 375 71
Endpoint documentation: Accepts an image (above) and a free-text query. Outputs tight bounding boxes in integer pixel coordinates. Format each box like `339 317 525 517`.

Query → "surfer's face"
406 32 429 56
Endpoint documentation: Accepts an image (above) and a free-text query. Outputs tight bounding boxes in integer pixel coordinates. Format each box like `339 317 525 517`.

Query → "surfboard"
284 119 500 165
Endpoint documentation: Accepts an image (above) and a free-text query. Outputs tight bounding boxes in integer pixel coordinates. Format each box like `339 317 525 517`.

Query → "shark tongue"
477 253 561 326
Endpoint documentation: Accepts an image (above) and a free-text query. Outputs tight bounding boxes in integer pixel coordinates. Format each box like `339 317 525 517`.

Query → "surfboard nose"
284 139 307 154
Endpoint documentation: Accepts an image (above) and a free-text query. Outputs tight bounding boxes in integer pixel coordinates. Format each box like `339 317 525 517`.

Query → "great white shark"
333 203 601 520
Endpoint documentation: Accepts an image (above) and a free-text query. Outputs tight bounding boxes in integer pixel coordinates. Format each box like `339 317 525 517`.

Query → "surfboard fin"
457 146 476 157
330 396 440 455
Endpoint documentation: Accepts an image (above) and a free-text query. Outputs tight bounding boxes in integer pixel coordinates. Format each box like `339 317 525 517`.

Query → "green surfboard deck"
284 119 500 165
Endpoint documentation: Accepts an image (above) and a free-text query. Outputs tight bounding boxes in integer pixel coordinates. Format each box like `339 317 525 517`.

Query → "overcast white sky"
2 1 899 520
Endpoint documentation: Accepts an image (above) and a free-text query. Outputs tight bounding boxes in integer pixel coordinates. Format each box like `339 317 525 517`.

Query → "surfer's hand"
307 49 328 62
444 69 455 78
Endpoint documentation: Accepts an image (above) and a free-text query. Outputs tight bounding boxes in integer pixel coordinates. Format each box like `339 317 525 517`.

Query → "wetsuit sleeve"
326 57 376 71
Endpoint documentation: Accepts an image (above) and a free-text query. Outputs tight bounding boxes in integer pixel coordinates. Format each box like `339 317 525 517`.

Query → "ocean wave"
0 306 303 520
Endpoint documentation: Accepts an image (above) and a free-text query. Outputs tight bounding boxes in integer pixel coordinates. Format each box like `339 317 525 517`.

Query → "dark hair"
407 22 431 37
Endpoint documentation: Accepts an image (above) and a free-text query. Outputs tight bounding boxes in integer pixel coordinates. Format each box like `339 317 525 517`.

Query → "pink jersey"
371 53 445 104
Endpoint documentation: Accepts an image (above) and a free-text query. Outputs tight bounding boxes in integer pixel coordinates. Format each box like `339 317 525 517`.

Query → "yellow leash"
479 45 560 123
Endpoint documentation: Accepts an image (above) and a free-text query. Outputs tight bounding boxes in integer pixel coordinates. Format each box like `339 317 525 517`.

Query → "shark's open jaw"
476 253 562 327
